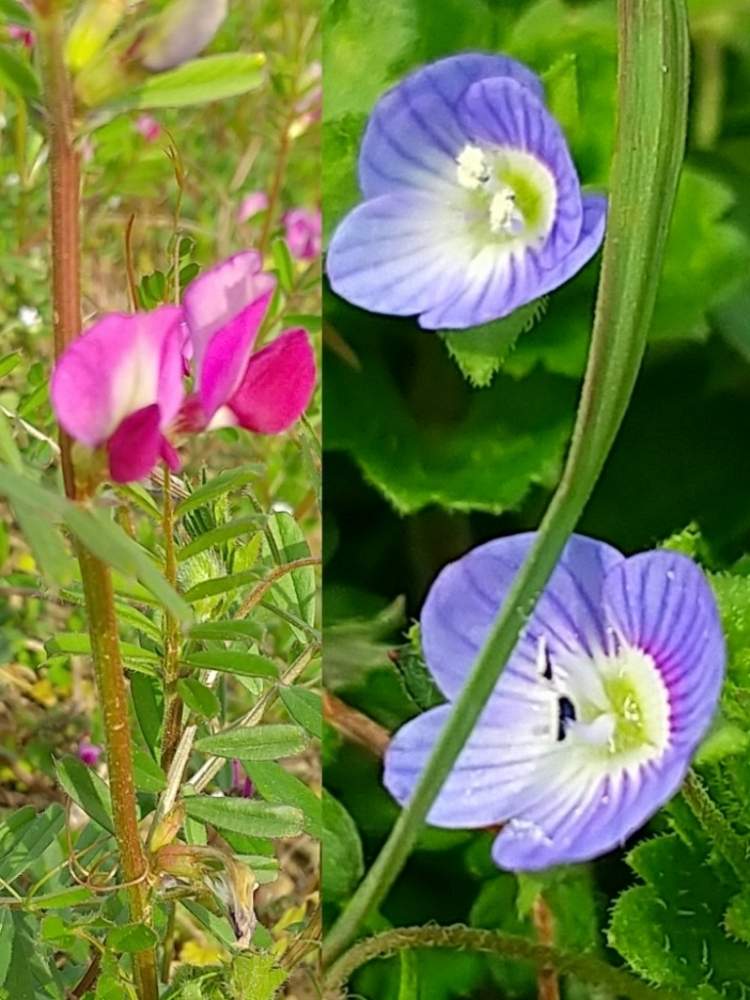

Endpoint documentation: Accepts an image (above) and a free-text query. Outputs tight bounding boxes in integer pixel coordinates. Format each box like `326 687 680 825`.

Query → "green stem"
160 465 183 773
682 769 750 881
37 7 158 998
323 0 690 969
323 926 684 1000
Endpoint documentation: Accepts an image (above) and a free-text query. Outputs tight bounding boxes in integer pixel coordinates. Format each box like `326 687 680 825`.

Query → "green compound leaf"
174 465 264 519
55 755 113 834
177 677 221 720
322 790 364 903
114 53 266 111
184 795 304 839
195 724 309 761
279 687 322 738
608 834 750 996
244 760 321 838
183 650 279 679
107 922 159 954
0 47 40 101
440 299 548 388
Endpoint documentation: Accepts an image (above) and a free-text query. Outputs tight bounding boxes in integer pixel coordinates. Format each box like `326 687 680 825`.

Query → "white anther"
456 144 490 190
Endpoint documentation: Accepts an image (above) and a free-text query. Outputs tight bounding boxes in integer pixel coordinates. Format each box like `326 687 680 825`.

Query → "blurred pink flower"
295 61 321 121
78 738 103 768
8 24 34 48
283 208 322 261
51 308 185 483
180 252 316 434
135 114 162 143
80 136 96 164
231 760 254 798
237 191 269 224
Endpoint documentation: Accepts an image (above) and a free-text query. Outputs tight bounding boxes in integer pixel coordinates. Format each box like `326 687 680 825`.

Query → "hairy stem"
323 0 690 968
682 769 750 881
38 8 158 997
323 926 684 1000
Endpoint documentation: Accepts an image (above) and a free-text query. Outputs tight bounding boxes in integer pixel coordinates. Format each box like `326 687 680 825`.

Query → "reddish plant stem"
38 7 158 998
258 114 292 257
532 896 560 1000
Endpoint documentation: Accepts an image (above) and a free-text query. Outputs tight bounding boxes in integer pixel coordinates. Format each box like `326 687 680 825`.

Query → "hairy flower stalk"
37 6 158 998
323 0 690 973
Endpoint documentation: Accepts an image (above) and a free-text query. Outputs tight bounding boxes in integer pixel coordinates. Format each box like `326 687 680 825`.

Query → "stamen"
536 634 553 681
489 188 522 235
456 144 490 190
556 696 577 742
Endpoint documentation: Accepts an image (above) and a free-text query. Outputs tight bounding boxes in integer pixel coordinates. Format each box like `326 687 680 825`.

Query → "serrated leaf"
229 953 288 1000
195 724 308 761
244 760 320 838
440 299 547 388
325 313 575 515
726 891 750 946
184 796 304 839
184 650 278 679
608 834 750 993
279 687 321 738
113 53 266 111
322 113 366 243
322 790 363 902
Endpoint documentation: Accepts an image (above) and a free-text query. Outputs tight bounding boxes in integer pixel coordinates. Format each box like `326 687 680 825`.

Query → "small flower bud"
138 0 228 72
65 0 128 73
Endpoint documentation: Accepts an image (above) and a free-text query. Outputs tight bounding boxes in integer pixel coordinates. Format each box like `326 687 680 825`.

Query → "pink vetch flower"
180 251 316 435
237 190 269 224
51 307 185 484
78 738 103 768
283 208 322 261
135 114 162 143
8 24 34 48
231 759 254 798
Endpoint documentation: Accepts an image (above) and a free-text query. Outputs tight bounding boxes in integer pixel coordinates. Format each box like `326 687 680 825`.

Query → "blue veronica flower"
327 54 607 330
384 535 724 871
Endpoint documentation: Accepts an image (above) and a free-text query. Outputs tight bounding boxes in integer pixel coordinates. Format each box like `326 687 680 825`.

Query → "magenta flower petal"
182 252 276 377
384 534 725 871
284 208 322 260
107 404 163 484
237 191 269 223
77 738 103 767
51 306 184 448
198 290 274 420
227 328 316 434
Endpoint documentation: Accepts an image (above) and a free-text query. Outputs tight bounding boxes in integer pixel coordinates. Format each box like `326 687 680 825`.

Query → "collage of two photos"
3 0 750 998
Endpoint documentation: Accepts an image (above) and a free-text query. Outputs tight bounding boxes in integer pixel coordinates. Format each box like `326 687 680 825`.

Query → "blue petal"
384 702 562 829
419 195 606 329
421 533 623 706
603 550 725 754
492 754 689 871
458 76 584 269
360 53 545 198
326 192 468 316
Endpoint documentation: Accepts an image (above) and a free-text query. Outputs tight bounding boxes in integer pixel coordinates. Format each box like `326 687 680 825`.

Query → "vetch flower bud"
138 0 228 72
65 0 128 73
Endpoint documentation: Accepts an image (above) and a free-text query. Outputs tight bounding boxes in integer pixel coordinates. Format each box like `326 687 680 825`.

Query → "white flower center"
536 635 671 771
455 143 557 247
